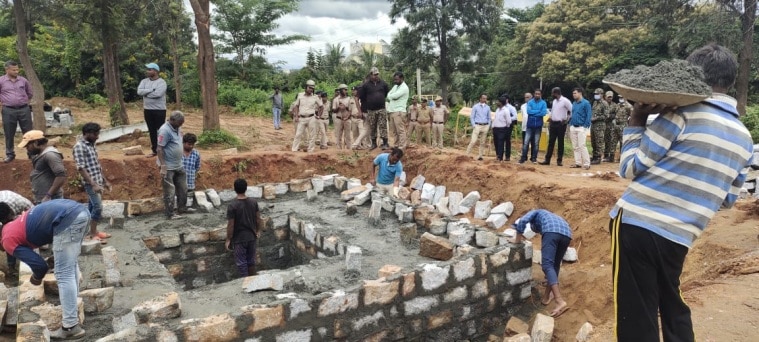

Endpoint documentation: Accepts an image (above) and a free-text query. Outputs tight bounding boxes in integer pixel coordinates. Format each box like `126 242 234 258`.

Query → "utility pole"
416 68 422 98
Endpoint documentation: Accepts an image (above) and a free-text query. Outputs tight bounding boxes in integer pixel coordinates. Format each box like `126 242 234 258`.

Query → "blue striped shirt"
609 94 753 248
182 149 201 190
515 209 572 239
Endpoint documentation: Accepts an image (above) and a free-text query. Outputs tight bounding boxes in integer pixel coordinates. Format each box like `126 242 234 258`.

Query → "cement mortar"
604 59 711 95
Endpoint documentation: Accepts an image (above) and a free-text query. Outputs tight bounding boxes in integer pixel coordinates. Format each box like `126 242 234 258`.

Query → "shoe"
557 162 563 166
50 324 85 340
320 146 328 150
602 157 614 162
518 160 525 164
168 214 183 220
95 231 112 239
505 158 511 161
583 165 591 170
569 164 581 168
179 208 197 214
477 157 483 161
3 156 14 163
86 235 108 245
538 161 550 165
590 159 601 165
370 142 378 150
531 160 537 164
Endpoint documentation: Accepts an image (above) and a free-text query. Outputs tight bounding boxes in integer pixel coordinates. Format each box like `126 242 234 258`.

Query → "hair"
274 86 280 90
498 95 509 105
82 122 101 134
234 178 248 194
480 94 488 99
390 147 404 159
33 137 49 146
552 87 561 94
686 43 738 90
0 202 14 224
4 60 18 69
572 87 584 96
170 110 185 121
393 71 404 79
183 133 197 144
534 88 542 94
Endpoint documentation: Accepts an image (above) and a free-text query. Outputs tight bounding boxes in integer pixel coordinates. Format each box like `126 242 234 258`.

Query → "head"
81 122 101 144
498 95 509 107
234 178 248 195
274 86 280 94
572 87 584 101
338 84 348 96
351 86 358 97
594 88 603 100
369 67 380 82
524 92 533 103
605 91 614 102
183 133 197 152
393 71 404 85
533 89 542 100
435 96 443 106
479 94 488 104
686 43 738 93
4 60 19 78
618 96 626 104
169 110 185 129
305 80 315 95
551 87 562 100
389 147 404 164
18 130 47 155
145 63 160 78
0 202 14 225
421 100 428 108
320 92 328 102
411 96 418 105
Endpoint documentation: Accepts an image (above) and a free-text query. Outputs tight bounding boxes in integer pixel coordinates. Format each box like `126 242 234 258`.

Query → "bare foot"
550 300 569 317
541 293 554 305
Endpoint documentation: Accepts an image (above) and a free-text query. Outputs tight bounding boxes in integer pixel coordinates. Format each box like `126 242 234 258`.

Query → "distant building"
346 40 391 64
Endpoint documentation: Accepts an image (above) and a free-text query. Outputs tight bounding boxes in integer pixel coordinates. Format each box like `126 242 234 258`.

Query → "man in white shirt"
467 94 492 160
520 93 532 145
540 87 573 166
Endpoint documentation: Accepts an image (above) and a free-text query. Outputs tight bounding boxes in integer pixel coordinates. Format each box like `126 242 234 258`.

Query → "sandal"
95 231 112 239
86 235 108 245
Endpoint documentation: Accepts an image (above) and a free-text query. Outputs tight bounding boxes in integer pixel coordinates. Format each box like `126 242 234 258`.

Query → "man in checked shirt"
72 122 112 244
512 209 573 317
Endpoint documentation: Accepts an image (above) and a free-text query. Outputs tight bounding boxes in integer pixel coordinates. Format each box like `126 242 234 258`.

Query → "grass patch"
197 129 242 148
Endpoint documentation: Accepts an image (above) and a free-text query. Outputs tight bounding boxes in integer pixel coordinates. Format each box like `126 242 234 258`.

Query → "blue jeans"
83 184 103 222
541 232 571 286
53 210 89 328
520 127 542 162
233 240 257 277
273 107 281 128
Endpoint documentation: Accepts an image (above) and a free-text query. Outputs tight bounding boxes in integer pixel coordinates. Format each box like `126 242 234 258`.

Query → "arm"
136 80 152 96
619 104 681 179
370 161 378 185
146 79 167 99
25 79 33 100
254 211 262 237
225 218 235 251
13 246 48 282
194 152 201 171
156 130 168 175
73 145 102 192
45 155 67 200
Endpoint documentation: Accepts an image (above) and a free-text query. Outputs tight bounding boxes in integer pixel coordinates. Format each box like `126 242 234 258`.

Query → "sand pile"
604 59 711 95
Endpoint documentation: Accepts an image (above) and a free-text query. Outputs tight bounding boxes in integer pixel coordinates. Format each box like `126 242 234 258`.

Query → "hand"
42 195 51 202
225 239 232 251
629 103 675 127
92 184 104 193
106 182 113 192
159 165 167 177
369 180 376 186
30 275 42 286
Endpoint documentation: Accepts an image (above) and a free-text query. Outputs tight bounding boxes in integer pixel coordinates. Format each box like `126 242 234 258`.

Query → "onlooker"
316 92 330 149
568 87 592 169
406 96 419 144
291 80 323 153
467 94 492 161
520 93 532 144
613 95 632 154
387 71 410 149
590 88 609 164
72 122 112 244
610 44 753 342
332 84 356 149
603 91 618 162
1 60 34 163
0 190 33 275
137 63 167 157
430 96 450 149
182 133 201 205
225 178 261 277
370 147 404 197
541 87 572 166
416 100 433 145
358 67 390 150
492 96 512 162
0 199 89 339
157 111 191 219
19 130 66 203
350 86 369 150
520 89 547 164
269 86 283 130
513 209 572 317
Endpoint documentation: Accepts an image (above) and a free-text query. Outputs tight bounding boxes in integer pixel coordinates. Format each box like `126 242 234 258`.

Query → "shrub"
741 105 759 144
197 129 242 148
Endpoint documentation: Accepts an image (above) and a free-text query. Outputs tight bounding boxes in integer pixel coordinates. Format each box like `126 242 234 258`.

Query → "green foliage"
108 102 124 127
86 93 108 106
741 106 759 143
218 82 273 116
197 129 242 147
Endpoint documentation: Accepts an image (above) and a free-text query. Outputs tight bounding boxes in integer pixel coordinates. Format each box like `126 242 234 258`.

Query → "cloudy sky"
261 0 544 70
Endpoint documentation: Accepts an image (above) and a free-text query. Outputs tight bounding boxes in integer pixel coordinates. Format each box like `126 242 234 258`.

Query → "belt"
572 125 581 128
3 104 28 109
475 123 489 125
434 122 444 124
299 114 314 118
410 120 417 122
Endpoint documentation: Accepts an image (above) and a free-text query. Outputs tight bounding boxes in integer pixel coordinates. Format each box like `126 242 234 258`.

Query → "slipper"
550 304 570 318
145 153 157 158
95 231 112 239
86 235 108 245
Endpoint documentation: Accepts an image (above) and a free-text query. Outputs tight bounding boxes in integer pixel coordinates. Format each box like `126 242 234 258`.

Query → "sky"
260 0 545 70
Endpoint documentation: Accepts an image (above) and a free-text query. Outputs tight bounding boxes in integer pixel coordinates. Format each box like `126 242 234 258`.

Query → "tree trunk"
736 0 756 116
13 0 45 131
439 35 450 106
171 34 182 109
100 1 129 126
189 0 219 131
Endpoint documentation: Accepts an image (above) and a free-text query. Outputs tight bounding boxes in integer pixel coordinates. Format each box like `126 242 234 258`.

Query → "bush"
197 129 242 148
741 105 759 144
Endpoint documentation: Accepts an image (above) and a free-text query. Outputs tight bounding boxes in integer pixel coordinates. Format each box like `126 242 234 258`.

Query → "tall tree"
390 0 503 104
13 0 45 130
719 0 757 116
189 0 219 131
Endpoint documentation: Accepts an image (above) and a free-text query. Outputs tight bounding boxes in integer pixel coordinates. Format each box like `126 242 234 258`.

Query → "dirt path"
1 98 758 341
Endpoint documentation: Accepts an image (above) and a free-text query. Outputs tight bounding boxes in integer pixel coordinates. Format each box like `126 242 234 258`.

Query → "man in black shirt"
226 178 261 277
358 67 390 150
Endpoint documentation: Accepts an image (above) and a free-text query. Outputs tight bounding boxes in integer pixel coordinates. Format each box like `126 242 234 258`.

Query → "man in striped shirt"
73 122 112 244
609 44 754 342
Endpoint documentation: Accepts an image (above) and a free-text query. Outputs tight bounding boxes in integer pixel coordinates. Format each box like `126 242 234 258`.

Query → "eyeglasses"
372 73 379 76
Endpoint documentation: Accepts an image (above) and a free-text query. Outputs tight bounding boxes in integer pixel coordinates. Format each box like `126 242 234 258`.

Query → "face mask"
594 95 601 100
619 99 625 103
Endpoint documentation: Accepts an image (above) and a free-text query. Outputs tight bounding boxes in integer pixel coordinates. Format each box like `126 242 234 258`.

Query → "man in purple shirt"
0 60 34 163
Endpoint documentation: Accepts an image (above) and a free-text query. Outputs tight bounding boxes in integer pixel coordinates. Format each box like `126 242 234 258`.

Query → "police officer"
603 91 618 162
613 95 632 156
590 88 609 164
291 80 323 153
332 84 357 149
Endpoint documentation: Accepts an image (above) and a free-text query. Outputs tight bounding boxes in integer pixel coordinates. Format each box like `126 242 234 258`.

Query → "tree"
189 0 219 131
212 0 308 80
390 0 503 104
13 0 45 130
719 0 757 116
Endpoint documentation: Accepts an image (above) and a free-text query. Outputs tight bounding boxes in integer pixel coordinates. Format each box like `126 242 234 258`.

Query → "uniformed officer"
416 99 432 145
430 96 450 149
291 80 323 153
613 95 632 157
406 96 420 145
590 88 609 164
332 84 357 149
603 91 618 162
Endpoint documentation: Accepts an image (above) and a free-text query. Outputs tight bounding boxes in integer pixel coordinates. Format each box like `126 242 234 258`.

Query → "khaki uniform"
291 92 323 152
431 105 449 148
316 99 331 147
614 102 632 152
590 100 609 159
407 104 420 143
332 96 357 149
416 107 433 145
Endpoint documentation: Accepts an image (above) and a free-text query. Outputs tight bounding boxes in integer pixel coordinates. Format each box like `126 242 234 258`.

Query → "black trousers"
610 212 694 342
144 109 167 154
543 121 566 163
492 126 513 160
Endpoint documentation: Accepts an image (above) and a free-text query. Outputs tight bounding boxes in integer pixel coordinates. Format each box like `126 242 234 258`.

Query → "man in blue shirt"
513 209 573 317
519 89 547 164
568 87 592 169
466 94 492 160
370 147 404 197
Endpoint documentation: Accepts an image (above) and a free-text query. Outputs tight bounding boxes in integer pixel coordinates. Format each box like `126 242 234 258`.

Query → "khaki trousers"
317 118 329 146
407 121 419 142
417 123 432 145
389 111 408 149
351 118 368 149
467 124 489 158
432 123 445 148
292 116 317 152
334 116 352 149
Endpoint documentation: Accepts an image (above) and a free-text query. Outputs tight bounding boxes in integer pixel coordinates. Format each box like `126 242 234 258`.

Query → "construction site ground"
0 98 757 341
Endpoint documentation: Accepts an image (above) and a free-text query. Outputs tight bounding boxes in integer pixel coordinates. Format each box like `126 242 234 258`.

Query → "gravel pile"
604 59 711 95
